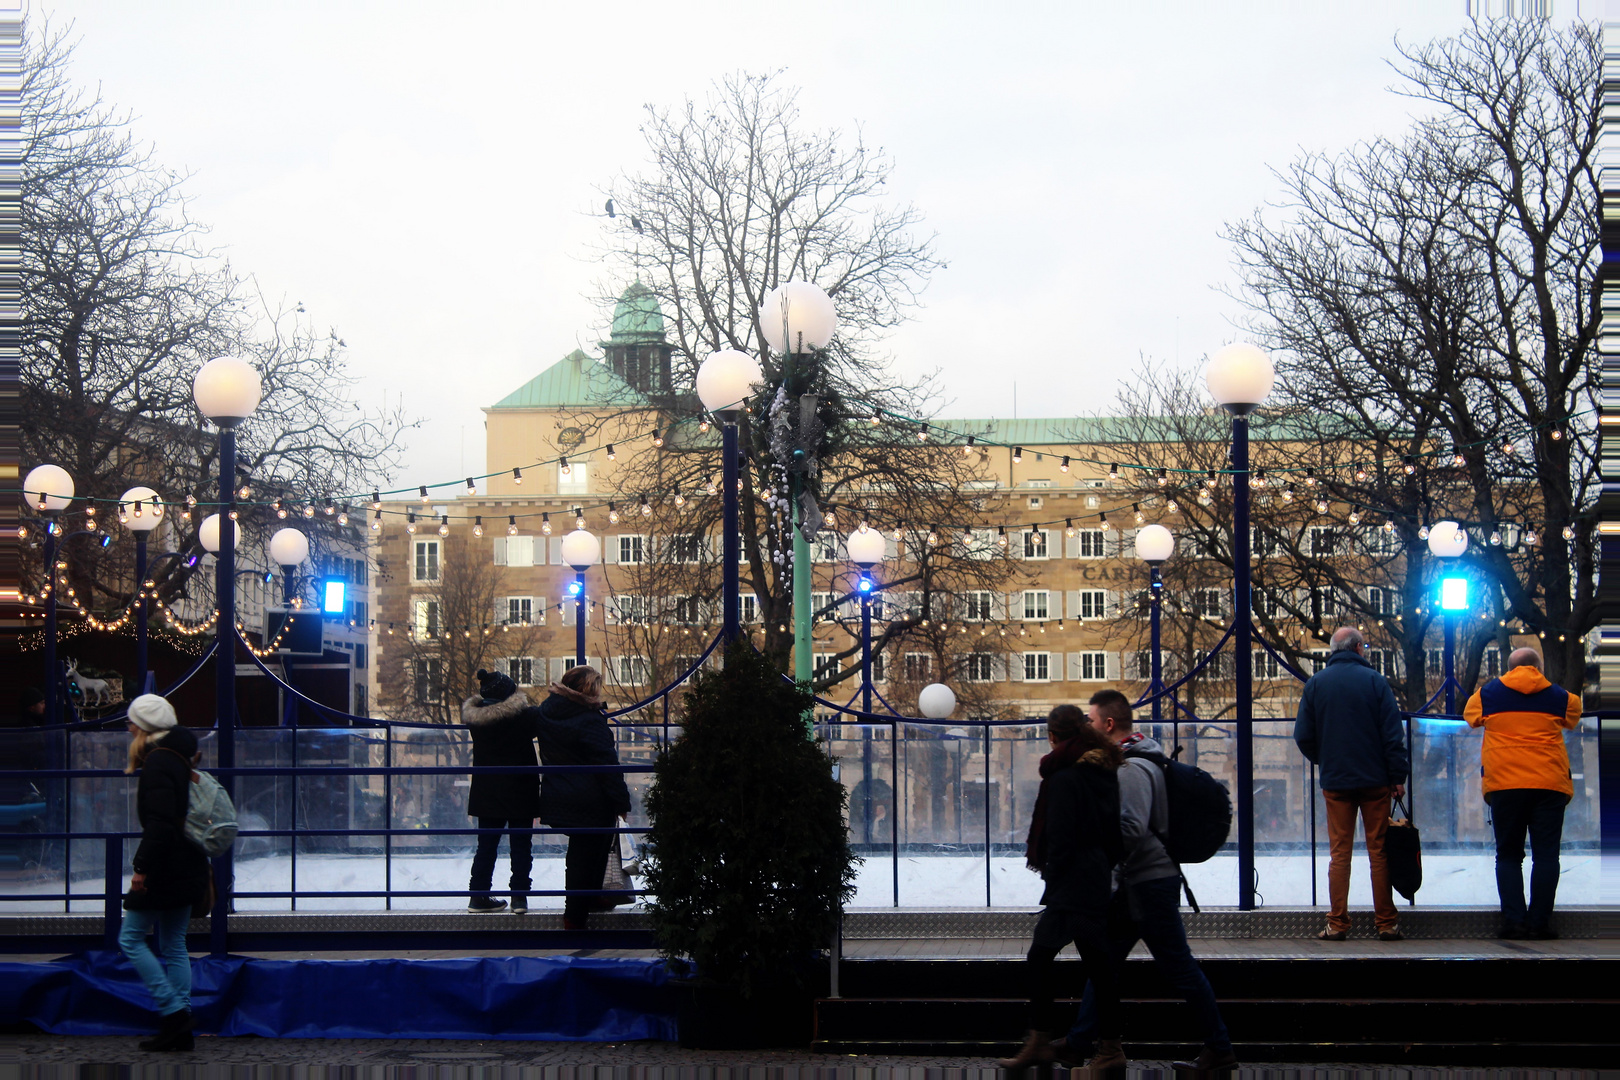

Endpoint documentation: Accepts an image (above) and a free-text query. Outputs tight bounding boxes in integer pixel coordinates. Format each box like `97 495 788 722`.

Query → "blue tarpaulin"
3 951 679 1041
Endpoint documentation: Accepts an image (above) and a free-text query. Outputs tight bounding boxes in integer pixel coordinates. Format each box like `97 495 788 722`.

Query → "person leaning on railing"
1464 647 1583 941
462 668 544 913
534 665 631 931
119 694 210 1053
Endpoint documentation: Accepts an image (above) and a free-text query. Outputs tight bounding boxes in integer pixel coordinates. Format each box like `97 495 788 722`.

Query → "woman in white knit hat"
119 694 209 1052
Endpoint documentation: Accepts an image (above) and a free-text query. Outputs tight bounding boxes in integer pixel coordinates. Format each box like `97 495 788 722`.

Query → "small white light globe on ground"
758 281 838 354
25 464 74 511
918 683 956 719
193 356 263 423
1427 520 1468 558
1135 523 1174 564
198 513 222 553
695 349 763 416
847 527 887 567
1205 342 1275 414
268 527 310 567
559 529 601 569
119 486 164 531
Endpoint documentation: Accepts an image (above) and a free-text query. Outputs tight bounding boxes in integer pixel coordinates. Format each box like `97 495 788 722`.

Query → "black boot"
138 1008 194 1051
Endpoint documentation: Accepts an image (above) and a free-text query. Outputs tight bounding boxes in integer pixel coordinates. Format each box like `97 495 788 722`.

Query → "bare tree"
1221 18 1599 691
18 23 413 614
588 72 1019 685
378 536 546 725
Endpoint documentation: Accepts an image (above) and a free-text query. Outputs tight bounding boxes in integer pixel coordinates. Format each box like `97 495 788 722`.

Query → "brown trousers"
1324 786 1398 933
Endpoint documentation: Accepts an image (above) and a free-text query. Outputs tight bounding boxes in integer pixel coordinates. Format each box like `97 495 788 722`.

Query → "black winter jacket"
461 692 543 820
126 725 210 912
534 692 630 829
1038 750 1124 914
1294 650 1409 791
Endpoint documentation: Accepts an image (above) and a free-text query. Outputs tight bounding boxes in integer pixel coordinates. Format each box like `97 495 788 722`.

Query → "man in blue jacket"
1294 627 1409 942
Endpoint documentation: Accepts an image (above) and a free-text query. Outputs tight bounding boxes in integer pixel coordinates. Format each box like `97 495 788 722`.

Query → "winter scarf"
547 681 606 710
1024 736 1094 872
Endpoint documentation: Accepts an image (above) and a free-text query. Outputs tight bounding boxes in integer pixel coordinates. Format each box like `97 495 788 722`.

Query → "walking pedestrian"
1057 689 1238 1073
998 706 1125 1070
462 668 543 912
534 665 630 930
1293 627 1409 942
1464 647 1582 939
119 694 209 1052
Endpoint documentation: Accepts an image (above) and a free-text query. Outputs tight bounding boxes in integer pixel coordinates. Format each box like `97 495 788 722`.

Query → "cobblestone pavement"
0 1036 1609 1079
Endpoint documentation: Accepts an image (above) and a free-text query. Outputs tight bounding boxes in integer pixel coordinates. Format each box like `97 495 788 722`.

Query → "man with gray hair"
1294 626 1409 941
1464 647 1582 939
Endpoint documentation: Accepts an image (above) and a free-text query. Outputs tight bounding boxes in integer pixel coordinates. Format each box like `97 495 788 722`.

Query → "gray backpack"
183 768 238 857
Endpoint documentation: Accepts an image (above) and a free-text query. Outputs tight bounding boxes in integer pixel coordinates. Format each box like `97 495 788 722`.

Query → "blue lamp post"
561 529 601 667
1134 523 1175 724
25 464 75 724
848 526 888 716
1204 342 1276 912
118 487 165 691
695 349 763 642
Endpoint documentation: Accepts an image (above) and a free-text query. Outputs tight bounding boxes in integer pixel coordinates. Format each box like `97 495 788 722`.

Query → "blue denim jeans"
1066 875 1231 1052
1490 788 1567 931
119 905 193 1016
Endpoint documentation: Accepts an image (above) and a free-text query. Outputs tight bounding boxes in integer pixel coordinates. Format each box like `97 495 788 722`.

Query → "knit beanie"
475 668 518 704
128 694 178 733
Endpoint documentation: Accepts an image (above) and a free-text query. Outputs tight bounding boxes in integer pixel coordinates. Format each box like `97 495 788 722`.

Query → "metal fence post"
104 835 121 950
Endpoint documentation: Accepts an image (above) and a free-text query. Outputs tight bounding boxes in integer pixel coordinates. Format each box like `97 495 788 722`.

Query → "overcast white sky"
46 0 1588 491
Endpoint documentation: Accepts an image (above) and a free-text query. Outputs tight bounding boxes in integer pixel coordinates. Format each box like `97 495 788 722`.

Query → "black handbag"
1386 794 1422 901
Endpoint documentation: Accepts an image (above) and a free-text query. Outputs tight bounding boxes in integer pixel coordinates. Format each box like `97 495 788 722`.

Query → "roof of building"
605 280 666 345
931 413 1342 446
488 350 647 410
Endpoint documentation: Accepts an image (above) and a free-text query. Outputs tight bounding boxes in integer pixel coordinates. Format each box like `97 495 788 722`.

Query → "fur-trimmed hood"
462 690 533 726
1078 747 1117 769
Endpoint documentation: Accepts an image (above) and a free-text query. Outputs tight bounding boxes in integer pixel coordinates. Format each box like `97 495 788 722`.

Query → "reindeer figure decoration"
65 658 115 708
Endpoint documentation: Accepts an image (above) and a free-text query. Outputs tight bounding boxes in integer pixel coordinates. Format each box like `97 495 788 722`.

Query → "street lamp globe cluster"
1427 520 1468 558
758 281 838 355
1134 523 1174 564
24 463 74 513
918 683 956 720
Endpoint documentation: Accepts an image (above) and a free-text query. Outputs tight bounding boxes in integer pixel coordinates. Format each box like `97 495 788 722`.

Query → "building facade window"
1023 652 1051 681
413 599 439 637
963 591 993 622
1076 651 1107 681
504 657 535 685
1022 529 1050 559
618 535 644 563
1073 529 1106 558
1076 589 1107 620
414 658 442 704
964 653 996 682
413 540 440 583
1022 590 1050 621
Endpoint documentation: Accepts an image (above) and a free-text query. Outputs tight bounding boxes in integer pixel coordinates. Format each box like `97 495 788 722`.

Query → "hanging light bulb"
406 511 417 534
892 522 904 542
1060 455 1070 472
698 418 710 433
1489 529 1502 545
338 505 350 526
1549 427 1563 441
473 516 484 537
916 424 928 441
705 475 717 496
674 491 686 508
1452 448 1466 467
513 467 523 485
1315 499 1329 514
607 444 617 460
1524 528 1538 545
302 505 316 518
963 436 976 456
1354 464 1368 482
1382 519 1395 534
370 511 382 532
1253 468 1266 488
1132 504 1144 524
1403 456 1416 475
640 495 652 517
465 477 477 495
1012 446 1024 463
419 485 431 504
576 509 586 529
507 515 518 536
1347 507 1362 526
438 515 449 537
1282 485 1295 503
324 498 336 516
1562 524 1575 540
1099 512 1111 532
1065 518 1076 537
1418 523 1430 540
1156 467 1167 486
652 429 664 448
118 505 130 525
371 491 382 510
1109 463 1120 482
1205 470 1218 489
1166 498 1179 513
1198 489 1212 505
559 456 571 476
186 494 198 508
608 503 620 525
541 513 552 535
996 527 1008 548
927 526 939 547
1502 440 1515 455
273 499 287 519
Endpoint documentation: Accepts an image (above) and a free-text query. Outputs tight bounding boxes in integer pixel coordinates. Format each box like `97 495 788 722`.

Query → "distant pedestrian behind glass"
119 694 210 1052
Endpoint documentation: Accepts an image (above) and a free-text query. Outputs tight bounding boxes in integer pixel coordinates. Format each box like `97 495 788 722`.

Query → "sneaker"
468 896 508 913
510 893 528 913
1316 928 1348 941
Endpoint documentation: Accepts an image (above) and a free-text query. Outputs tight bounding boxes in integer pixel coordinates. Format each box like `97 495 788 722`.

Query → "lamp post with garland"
695 349 763 642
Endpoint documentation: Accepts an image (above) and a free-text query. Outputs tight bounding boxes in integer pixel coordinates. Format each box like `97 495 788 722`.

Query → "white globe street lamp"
758 281 838 355
1134 523 1174 565
1426 520 1468 559
192 356 263 426
847 527 887 569
560 528 602 569
1205 342 1275 417
918 683 956 720
268 527 310 609
25 464 74 513
119 486 164 532
198 513 222 553
695 349 763 419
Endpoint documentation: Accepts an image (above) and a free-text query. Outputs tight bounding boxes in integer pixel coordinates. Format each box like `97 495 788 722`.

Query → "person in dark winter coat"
463 668 544 912
999 705 1125 1070
534 665 630 929
119 694 209 1053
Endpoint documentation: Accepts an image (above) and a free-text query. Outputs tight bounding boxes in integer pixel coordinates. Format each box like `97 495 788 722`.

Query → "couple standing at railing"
461 665 632 927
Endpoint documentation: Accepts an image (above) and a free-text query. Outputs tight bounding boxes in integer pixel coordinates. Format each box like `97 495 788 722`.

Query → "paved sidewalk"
0 1036 1609 1078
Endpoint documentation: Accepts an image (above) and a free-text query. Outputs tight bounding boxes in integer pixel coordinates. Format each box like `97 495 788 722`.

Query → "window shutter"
586 656 602 675
494 597 507 623
999 592 1016 620
1010 653 1025 681
1009 534 1024 560
549 657 569 682
549 538 564 565
604 536 620 564
1104 589 1118 618
884 536 899 561
534 596 546 625
994 654 1010 681
1106 651 1121 682
561 600 575 626
492 537 508 565
1051 650 1066 681
1067 652 1084 681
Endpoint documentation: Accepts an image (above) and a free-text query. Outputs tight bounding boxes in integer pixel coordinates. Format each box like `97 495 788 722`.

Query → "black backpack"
1124 747 1232 865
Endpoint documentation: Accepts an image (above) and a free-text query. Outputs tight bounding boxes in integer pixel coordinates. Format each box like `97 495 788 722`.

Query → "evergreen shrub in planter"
642 639 857 1047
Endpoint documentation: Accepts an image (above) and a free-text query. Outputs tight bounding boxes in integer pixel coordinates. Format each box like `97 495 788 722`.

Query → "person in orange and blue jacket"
1464 647 1583 940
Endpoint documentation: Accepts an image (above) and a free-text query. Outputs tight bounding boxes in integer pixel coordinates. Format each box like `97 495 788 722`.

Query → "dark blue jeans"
1490 788 1567 931
1065 875 1231 1052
